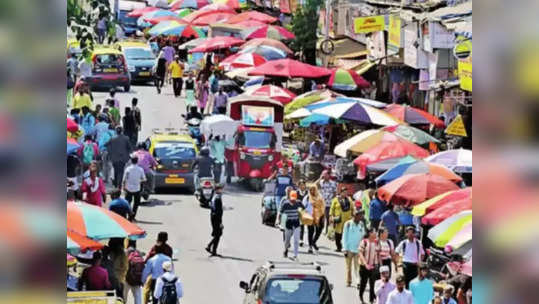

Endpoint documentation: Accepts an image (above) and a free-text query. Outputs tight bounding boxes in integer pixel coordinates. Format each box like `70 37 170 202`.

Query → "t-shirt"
395 239 424 264
409 278 434 304
280 200 300 229
369 198 386 221
109 107 120 124
381 210 400 236
386 289 414 304
169 61 183 78
81 265 111 291
109 198 132 218
162 46 175 63
275 174 293 197
123 164 146 192
73 94 93 110
185 79 195 90
359 239 379 266
378 238 394 261
214 93 228 109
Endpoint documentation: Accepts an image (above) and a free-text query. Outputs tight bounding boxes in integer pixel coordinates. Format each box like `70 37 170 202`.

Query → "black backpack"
160 276 178 304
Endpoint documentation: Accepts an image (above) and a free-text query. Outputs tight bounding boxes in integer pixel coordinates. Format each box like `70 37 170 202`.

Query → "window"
124 48 155 60
154 142 196 159
264 278 325 304
240 131 274 149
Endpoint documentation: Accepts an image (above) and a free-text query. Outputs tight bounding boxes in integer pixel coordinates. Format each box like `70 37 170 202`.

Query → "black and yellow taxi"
145 129 198 193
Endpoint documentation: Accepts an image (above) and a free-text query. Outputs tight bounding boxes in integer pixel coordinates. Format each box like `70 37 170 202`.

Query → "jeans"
403 262 418 289
308 220 324 249
172 77 183 97
125 191 141 219
284 226 300 257
124 283 142 304
299 225 305 243
359 265 377 303
345 252 360 285
213 162 223 183
112 161 126 188
335 232 343 251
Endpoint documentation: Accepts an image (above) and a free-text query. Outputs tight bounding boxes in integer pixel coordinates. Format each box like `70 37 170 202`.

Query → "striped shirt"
360 239 379 266
378 239 394 261
280 200 300 229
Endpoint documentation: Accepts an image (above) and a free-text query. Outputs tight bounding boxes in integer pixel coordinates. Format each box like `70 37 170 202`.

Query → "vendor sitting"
309 138 325 161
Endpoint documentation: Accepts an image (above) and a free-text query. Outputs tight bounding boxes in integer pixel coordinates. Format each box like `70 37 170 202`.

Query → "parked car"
114 41 155 83
145 129 198 193
239 261 334 304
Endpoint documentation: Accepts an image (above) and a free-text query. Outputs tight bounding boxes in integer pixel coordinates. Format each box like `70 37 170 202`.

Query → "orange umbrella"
67 230 104 254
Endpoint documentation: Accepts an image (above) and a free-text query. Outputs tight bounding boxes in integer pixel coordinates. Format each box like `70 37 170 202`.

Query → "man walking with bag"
206 183 224 257
342 209 365 288
153 261 183 304
278 190 301 261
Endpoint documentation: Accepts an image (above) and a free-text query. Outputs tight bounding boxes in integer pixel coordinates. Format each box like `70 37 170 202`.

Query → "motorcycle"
182 114 203 147
426 247 465 282
195 176 214 208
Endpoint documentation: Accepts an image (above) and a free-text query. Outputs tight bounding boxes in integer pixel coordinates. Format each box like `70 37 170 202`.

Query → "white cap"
379 265 390 273
162 261 173 272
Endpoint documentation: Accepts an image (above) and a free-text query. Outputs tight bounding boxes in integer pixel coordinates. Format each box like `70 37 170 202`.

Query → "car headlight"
128 65 135 72
240 152 245 160
268 154 274 161
157 164 164 170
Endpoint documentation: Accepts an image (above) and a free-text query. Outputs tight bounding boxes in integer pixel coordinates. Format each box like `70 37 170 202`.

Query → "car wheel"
124 85 130 92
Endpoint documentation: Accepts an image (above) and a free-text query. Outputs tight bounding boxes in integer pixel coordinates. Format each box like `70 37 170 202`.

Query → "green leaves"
289 0 322 64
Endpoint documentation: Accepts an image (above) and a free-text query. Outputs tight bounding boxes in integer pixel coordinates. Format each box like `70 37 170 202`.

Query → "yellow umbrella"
412 188 472 216
334 130 405 158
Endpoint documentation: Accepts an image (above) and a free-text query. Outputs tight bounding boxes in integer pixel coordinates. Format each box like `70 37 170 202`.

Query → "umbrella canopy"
211 0 240 9
240 38 293 54
427 210 472 247
144 15 187 25
175 8 193 17
67 201 146 240
200 114 235 137
412 187 472 216
219 52 266 69
311 101 402 126
354 140 431 179
178 37 208 49
170 0 209 9
461 258 472 276
336 97 387 109
239 45 287 60
67 137 80 154
376 173 460 207
188 36 244 53
143 9 178 19
233 20 268 28
248 59 331 78
244 85 296 104
183 3 235 22
284 89 343 115
67 230 104 255
191 11 235 25
382 124 440 144
226 67 255 80
158 24 206 38
227 11 277 24
148 20 181 35
300 113 332 127
385 104 445 128
242 25 295 40
67 117 78 132
127 6 159 17
422 198 472 225
375 159 463 186
446 222 472 249
425 149 472 173
328 68 370 91
366 155 417 173
285 107 314 120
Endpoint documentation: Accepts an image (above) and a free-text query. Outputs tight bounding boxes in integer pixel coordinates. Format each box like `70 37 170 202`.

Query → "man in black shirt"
206 183 224 256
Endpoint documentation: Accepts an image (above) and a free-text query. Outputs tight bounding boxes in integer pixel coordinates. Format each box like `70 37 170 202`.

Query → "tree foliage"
289 0 323 65
67 0 115 58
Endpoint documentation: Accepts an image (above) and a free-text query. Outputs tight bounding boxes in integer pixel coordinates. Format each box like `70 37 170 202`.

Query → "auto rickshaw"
225 95 284 191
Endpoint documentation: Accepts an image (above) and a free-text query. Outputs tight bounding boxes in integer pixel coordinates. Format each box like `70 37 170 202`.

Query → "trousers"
124 283 142 304
112 161 126 188
359 265 377 303
208 216 222 254
172 77 183 97
307 220 324 249
284 226 300 257
126 191 141 219
345 252 360 285
403 262 418 289
335 232 343 251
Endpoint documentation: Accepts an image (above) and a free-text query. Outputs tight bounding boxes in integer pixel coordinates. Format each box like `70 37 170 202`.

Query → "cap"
289 190 298 200
379 265 390 273
354 209 364 216
162 261 173 272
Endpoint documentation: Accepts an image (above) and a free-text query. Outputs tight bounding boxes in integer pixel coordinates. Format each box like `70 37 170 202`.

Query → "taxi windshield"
154 141 196 159
124 48 155 60
264 278 324 304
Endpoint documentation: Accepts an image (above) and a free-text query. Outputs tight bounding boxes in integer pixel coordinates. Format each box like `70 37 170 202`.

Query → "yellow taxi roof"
92 47 123 56
151 133 196 143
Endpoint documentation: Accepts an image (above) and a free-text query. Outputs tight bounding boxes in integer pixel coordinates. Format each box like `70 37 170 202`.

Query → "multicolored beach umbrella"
328 68 370 91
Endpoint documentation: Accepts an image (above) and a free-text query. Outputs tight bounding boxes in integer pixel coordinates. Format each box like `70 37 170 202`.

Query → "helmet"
200 147 210 156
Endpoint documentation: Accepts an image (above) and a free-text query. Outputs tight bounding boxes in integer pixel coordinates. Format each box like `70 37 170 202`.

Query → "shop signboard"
367 31 385 63
429 22 455 49
428 51 439 82
242 105 275 127
388 15 401 54
404 23 428 69
445 114 468 137
458 56 472 91
354 15 385 34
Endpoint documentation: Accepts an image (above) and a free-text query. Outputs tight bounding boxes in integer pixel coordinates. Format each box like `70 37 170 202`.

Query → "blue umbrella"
375 157 421 186
67 139 80 154
240 45 287 60
148 20 179 35
299 113 331 127
366 155 416 172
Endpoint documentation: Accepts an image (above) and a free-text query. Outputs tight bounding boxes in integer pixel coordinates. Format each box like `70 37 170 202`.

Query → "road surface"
92 83 361 304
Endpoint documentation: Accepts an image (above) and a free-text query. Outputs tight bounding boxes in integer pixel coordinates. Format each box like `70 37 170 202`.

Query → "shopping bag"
299 208 313 226
327 225 335 241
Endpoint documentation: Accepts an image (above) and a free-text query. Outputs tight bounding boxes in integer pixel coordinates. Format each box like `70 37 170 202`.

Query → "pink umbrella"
246 85 296 104
233 20 268 28
219 52 266 69
183 3 235 23
226 11 277 24
422 198 472 225
248 58 332 78
447 222 472 249
242 25 295 40
188 36 244 53
191 12 235 25
144 15 187 25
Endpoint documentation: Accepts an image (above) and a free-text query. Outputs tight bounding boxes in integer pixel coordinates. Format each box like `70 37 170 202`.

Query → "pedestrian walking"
142 246 172 304
377 227 397 279
126 240 145 304
380 204 401 246
123 154 147 221
342 209 365 288
162 41 176 84
154 51 167 94
97 16 107 44
358 228 379 304
196 75 209 114
107 99 121 127
274 164 294 224
374 265 396 304
369 191 386 230
279 190 301 260
317 170 337 233
184 72 196 111
296 180 308 247
213 87 228 114
78 134 100 171
302 185 325 253
329 187 355 252
169 56 184 97
409 263 434 304
134 143 158 200
395 226 425 288
78 251 112 291
146 232 174 262
123 107 138 147
80 106 96 137
106 126 132 188
106 88 120 108
132 98 142 142
108 238 129 302
208 134 227 183
81 161 106 207
386 275 413 304
153 261 183 304
108 189 133 219
206 183 224 256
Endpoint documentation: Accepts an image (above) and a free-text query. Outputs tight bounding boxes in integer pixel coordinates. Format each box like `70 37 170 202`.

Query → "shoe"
283 250 288 258
313 244 319 251
308 247 313 254
290 256 298 261
300 241 304 247
210 252 219 257
346 283 351 287
205 246 212 254
335 248 342 252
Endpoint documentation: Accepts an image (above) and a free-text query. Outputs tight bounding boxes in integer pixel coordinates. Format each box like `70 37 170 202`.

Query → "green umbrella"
175 8 193 18
383 124 440 144
284 89 343 115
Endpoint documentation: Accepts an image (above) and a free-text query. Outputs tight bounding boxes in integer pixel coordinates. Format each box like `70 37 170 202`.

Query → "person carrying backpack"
153 261 183 304
125 240 144 304
78 134 100 171
395 226 425 289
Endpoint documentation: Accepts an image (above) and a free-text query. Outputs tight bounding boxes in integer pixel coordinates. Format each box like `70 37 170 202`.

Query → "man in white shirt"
395 226 425 288
123 154 146 221
153 261 183 304
374 265 395 304
386 275 413 304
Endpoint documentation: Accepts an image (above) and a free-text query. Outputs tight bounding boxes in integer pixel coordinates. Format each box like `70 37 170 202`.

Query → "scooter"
195 176 214 208
426 247 464 282
186 117 203 147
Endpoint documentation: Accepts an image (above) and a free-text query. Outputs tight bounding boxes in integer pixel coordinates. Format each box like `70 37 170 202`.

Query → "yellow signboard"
458 57 472 91
445 114 467 137
354 15 385 34
388 15 401 53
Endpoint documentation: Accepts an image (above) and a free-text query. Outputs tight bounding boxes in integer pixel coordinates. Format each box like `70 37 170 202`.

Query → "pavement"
92 82 362 304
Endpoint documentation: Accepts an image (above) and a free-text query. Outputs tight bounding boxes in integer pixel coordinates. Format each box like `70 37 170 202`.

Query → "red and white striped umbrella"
219 52 267 70
245 85 296 104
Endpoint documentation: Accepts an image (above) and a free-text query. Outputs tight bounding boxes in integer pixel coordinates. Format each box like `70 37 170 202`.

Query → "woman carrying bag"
329 187 355 252
300 185 325 254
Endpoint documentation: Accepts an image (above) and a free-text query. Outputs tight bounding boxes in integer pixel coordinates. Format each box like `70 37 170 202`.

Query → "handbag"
327 226 335 241
299 208 313 226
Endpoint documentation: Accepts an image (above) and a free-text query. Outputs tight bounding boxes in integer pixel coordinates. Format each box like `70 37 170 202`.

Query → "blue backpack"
82 142 95 164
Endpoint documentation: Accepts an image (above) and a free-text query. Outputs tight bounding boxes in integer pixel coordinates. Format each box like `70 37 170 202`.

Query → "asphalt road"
92 83 360 304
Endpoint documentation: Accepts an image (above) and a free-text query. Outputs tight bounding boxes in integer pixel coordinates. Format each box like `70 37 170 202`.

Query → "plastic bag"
327 225 335 241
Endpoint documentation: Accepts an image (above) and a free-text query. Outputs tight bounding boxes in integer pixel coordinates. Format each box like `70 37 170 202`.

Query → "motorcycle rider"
185 106 203 121
193 146 215 191
183 107 203 145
